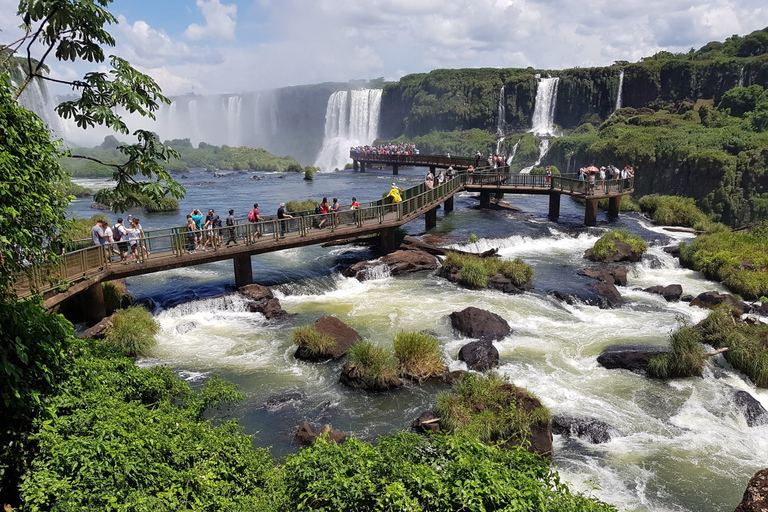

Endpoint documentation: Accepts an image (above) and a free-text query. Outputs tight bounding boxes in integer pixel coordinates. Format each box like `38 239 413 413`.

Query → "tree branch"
69 154 121 169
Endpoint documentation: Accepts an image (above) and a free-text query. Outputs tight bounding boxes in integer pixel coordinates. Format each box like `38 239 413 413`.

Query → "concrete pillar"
379 228 396 253
548 193 561 219
82 282 107 325
392 164 399 175
233 254 253 288
429 165 436 175
444 195 454 214
479 190 491 209
425 207 437 230
608 196 621 218
360 161 366 172
584 199 599 227
495 191 504 200
353 160 359 172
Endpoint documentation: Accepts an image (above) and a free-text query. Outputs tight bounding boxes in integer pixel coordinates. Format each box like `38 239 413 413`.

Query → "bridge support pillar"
479 191 491 209
425 207 437 230
444 195 454 214
608 196 621 218
429 165 436 175
82 282 107 326
392 164 399 175
548 193 561 219
379 228 397 253
233 255 253 288
495 191 504 200
360 161 366 172
584 199 599 227
353 160 359 172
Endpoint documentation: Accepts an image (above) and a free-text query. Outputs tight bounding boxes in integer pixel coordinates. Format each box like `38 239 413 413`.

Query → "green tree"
0 0 184 213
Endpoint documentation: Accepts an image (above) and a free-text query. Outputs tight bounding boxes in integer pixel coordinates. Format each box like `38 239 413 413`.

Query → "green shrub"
647 326 707 378
102 280 131 315
285 199 317 214
291 325 334 355
143 195 179 212
393 331 446 382
591 228 648 261
346 341 400 389
105 306 159 357
303 165 319 180
638 195 713 229
442 252 533 289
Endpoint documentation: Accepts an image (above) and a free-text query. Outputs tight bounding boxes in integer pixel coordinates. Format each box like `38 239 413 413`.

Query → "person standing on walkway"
225 209 238 246
277 203 293 238
186 215 197 252
190 209 204 248
248 203 262 241
91 219 110 262
128 215 149 259
318 197 329 228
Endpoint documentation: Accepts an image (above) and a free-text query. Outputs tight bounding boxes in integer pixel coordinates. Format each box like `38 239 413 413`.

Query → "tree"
0 0 184 213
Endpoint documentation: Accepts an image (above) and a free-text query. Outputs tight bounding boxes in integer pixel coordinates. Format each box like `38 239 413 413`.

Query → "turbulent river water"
71 167 768 512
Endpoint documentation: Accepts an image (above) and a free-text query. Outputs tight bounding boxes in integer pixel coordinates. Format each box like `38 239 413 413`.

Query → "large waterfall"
530 76 559 137
14 73 65 140
495 86 506 155
314 89 382 171
615 70 625 111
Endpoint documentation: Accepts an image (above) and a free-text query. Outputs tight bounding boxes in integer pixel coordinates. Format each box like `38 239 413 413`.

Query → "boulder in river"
578 266 628 286
690 291 749 314
643 284 683 302
584 240 643 263
458 340 499 371
733 468 768 512
734 390 768 427
239 283 287 319
588 282 624 309
597 344 670 374
449 307 511 342
551 416 616 444
295 316 362 361
343 249 437 281
339 363 403 392
294 421 346 446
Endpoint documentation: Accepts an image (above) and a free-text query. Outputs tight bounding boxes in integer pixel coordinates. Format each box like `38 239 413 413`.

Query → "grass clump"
648 326 707 379
638 195 727 232
105 306 159 357
345 341 401 390
102 280 131 315
441 252 533 289
291 325 335 355
591 228 648 261
143 195 179 212
285 199 317 214
393 331 447 382
435 372 551 449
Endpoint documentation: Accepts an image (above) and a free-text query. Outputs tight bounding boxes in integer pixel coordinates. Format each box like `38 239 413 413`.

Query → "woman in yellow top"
387 183 402 203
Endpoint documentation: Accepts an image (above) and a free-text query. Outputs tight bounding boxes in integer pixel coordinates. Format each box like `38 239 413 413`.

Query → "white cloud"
184 0 237 41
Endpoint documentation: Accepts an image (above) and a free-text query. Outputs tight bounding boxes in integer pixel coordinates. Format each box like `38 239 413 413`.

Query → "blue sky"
3 0 768 96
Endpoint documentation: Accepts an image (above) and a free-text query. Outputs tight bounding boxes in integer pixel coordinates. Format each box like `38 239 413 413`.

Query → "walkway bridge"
12 165 633 321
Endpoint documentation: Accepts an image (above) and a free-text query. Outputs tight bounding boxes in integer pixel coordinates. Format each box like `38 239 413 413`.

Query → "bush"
441 252 533 289
346 341 400 389
393 331 446 382
637 195 721 230
102 280 131 315
647 326 707 378
303 165 319 180
285 199 317 214
291 325 334 355
105 306 159 357
143 195 179 212
591 228 648 261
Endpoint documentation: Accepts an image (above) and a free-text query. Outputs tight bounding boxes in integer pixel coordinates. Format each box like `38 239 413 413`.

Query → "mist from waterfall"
15 75 65 140
530 76 559 136
615 70 625 111
314 89 382 171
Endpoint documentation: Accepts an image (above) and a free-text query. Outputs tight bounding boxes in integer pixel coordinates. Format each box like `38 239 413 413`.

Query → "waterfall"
615 70 625 111
530 76 559 136
519 139 551 174
226 95 242 147
507 136 521 165
15 74 65 139
314 89 382 171
738 67 745 88
495 86 506 155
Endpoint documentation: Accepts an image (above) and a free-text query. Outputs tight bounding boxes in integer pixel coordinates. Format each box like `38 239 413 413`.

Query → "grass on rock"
105 306 159 357
393 331 447 382
291 325 335 355
647 326 707 379
346 341 400 389
591 228 648 261
442 252 533 289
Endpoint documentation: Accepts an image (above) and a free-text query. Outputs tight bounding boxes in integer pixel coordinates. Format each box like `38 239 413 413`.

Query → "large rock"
588 282 624 308
458 340 499 371
449 307 511 341
294 422 346 446
552 416 616 444
343 250 437 281
488 273 533 294
239 283 287 319
597 344 670 374
734 390 768 427
339 364 403 392
643 284 684 302
584 240 643 263
734 469 768 512
295 316 362 361
691 291 749 314
498 383 552 459
578 266 628 286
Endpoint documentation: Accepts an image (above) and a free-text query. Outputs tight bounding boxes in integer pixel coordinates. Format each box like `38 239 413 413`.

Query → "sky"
2 0 768 96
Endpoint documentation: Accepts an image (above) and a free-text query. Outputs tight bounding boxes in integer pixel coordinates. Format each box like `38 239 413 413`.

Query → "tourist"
545 166 552 184
579 167 585 181
225 209 238 246
318 197 329 228
277 203 293 238
350 197 360 209
211 209 223 245
103 220 120 261
467 165 475 184
186 215 197 252
113 218 129 263
126 220 141 260
248 203 262 241
447 166 456 179
91 219 110 262
202 210 215 250
128 215 149 258
330 198 340 226
387 183 402 210
425 172 434 190
190 209 204 248
437 170 446 185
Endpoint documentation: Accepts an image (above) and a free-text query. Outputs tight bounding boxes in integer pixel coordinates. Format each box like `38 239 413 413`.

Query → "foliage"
303 165 318 180
104 305 159 357
56 176 92 198
647 326 707 379
530 165 561 175
285 199 317 214
291 325 335 355
591 229 648 261
102 280 130 315
442 252 534 289
142 195 179 212
282 431 616 512
0 74 71 291
679 224 768 299
392 331 447 382
346 341 400 389
637 195 720 230
435 372 551 447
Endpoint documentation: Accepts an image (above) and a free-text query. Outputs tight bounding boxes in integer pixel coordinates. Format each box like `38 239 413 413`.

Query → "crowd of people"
90 214 149 264
351 143 418 156
578 165 635 181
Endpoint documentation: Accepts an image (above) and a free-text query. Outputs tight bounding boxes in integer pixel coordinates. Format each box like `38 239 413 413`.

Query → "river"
71 166 768 512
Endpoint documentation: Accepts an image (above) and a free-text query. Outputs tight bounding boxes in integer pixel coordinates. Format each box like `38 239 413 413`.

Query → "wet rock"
681 294 694 302
643 284 683 302
78 313 115 340
690 291 749 314
294 316 362 362
663 245 681 258
734 390 768 427
548 290 580 305
264 391 304 410
175 321 197 335
449 307 511 342
239 283 287 319
411 411 441 433
734 468 768 512
252 175 261 180
588 282 624 308
498 384 552 459
343 250 437 281
578 266 628 286
90 202 111 210
597 344 670 374
294 421 346 446
488 273 532 294
339 364 403 392
181 174 189 179
552 416 616 444
458 340 499 371
213 172 225 178
584 240 643 263
643 254 664 269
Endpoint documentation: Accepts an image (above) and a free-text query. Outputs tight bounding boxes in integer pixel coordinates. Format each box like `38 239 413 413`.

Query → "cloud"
184 0 237 41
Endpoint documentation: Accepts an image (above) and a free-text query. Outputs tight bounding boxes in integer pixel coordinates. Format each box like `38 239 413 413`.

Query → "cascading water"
519 139 550 174
15 74 65 139
615 69 625 111
495 86 506 155
314 88 382 171
530 76 559 136
739 66 745 88
507 136 521 165
226 95 243 147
